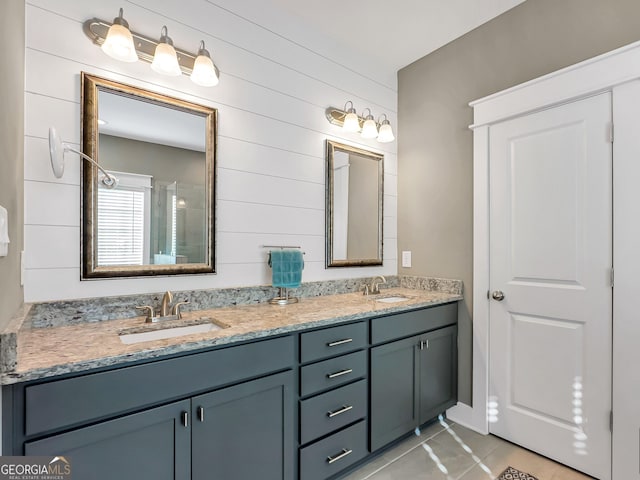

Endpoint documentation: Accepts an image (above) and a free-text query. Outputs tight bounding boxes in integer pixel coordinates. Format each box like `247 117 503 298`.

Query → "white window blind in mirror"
97 172 152 266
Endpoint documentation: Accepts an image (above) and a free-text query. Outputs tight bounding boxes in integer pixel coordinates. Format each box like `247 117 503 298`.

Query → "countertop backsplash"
25 275 460 329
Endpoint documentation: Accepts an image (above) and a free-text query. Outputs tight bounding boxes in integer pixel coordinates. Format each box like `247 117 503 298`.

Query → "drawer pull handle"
327 368 353 379
327 405 353 418
327 338 353 347
327 448 353 464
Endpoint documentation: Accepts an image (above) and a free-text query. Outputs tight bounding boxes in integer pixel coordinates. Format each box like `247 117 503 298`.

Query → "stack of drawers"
298 321 369 480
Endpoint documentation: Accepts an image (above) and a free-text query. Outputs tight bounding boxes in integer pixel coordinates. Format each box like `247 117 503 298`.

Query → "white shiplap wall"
23 0 398 302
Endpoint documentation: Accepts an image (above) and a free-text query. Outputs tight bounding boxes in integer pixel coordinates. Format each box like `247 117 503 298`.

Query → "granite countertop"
1 287 462 385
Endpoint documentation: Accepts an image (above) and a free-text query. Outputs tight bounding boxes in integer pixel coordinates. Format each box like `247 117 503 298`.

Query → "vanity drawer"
24 335 294 437
300 322 367 363
300 350 366 397
300 379 367 444
371 302 457 345
299 420 367 480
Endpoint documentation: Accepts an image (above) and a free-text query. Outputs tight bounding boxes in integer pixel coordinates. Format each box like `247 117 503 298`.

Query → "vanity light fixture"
377 114 395 143
84 9 220 86
101 8 138 62
191 41 219 87
48 127 118 189
342 101 360 132
360 108 378 139
151 26 182 76
325 102 395 143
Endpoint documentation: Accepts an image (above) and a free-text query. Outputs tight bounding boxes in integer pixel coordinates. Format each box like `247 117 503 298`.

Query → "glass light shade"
191 54 219 87
361 117 378 139
377 122 395 143
342 112 360 132
151 42 182 76
101 23 138 62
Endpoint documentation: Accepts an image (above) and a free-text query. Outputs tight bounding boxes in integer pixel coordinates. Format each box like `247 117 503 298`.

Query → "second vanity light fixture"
325 101 395 143
84 8 219 87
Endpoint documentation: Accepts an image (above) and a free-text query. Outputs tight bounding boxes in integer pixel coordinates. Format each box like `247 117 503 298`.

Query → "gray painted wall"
398 0 640 405
0 0 24 328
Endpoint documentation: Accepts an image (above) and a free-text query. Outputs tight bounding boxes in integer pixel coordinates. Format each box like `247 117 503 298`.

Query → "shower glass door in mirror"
325 140 383 267
81 73 216 278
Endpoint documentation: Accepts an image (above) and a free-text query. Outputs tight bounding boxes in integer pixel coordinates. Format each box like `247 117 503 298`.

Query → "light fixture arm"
48 127 118 188
67 145 118 188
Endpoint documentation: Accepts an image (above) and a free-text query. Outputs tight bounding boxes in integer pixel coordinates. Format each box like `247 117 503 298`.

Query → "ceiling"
265 0 526 74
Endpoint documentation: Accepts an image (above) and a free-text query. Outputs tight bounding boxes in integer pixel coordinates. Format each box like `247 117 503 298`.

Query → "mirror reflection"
326 140 383 267
81 73 216 278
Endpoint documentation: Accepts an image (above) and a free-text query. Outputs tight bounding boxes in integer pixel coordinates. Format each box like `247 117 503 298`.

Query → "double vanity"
1 280 461 480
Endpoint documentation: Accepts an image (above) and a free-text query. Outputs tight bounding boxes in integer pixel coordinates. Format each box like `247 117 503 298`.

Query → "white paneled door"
488 93 612 480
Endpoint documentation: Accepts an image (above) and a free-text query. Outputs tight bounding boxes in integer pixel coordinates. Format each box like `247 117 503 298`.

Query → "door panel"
191 371 294 480
489 93 612 480
370 336 419 451
419 325 458 424
25 400 190 480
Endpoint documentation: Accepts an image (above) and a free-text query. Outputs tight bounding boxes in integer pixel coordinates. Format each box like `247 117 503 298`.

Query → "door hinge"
609 410 613 432
608 122 614 143
610 268 614 288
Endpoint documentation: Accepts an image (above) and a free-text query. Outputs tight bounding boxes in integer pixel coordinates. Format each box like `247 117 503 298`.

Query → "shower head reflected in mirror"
48 127 119 189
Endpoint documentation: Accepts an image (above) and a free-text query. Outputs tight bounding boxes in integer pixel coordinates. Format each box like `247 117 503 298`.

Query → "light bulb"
361 114 378 139
190 41 219 87
101 9 138 62
342 101 360 132
377 119 395 143
151 26 182 76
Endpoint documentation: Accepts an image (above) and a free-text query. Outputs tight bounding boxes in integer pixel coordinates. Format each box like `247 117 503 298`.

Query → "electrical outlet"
402 251 412 268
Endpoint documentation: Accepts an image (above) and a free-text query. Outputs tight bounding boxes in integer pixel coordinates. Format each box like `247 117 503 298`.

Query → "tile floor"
343 419 594 480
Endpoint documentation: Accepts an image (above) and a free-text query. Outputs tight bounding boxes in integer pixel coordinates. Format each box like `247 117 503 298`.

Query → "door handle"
491 290 505 301
181 411 189 427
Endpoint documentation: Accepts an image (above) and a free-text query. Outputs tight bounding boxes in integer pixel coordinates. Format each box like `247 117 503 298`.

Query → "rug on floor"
496 466 539 480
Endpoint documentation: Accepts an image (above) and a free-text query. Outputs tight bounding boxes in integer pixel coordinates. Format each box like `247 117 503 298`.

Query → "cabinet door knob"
197 406 205 422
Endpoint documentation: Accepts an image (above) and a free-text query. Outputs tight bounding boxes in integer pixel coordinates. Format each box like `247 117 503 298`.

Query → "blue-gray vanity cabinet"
3 335 295 480
191 371 294 480
370 305 458 452
25 399 191 480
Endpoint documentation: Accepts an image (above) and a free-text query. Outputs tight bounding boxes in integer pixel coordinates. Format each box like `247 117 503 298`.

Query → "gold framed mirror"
326 140 384 267
81 73 217 278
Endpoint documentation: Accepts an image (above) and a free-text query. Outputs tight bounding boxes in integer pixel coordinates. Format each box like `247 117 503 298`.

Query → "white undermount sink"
375 295 411 303
119 318 228 345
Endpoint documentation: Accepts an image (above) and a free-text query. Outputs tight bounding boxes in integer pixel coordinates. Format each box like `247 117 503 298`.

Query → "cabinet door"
370 335 419 452
419 325 458 424
25 400 190 480
191 371 294 480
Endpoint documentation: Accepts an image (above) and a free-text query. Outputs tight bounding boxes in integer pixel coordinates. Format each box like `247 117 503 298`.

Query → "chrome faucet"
370 275 387 295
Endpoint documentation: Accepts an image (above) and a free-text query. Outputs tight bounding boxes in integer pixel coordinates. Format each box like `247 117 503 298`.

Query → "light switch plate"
402 251 412 268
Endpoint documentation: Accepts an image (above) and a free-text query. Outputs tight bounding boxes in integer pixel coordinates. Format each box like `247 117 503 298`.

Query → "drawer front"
300 322 367 363
300 351 367 397
371 302 457 345
25 335 294 437
300 420 367 480
300 379 367 444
